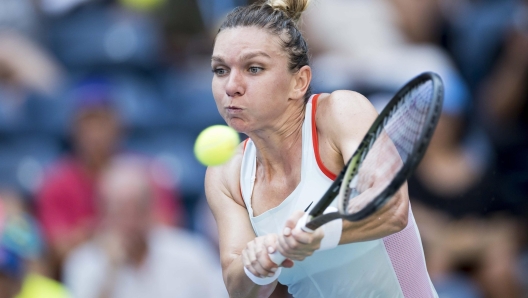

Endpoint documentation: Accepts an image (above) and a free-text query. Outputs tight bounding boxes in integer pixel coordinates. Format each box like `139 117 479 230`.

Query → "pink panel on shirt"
383 209 436 298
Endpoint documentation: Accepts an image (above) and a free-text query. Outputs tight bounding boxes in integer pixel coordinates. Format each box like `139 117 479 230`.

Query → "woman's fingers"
282 210 306 236
243 235 280 277
278 232 313 260
277 210 325 261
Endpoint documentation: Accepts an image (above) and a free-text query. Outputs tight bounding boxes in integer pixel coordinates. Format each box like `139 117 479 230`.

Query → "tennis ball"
194 125 240 166
119 0 165 11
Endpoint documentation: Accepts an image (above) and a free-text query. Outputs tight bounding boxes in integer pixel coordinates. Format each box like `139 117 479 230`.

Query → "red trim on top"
311 94 337 181
243 138 249 152
239 138 250 203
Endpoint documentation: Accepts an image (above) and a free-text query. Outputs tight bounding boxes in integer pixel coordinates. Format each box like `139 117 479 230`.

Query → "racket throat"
340 175 359 214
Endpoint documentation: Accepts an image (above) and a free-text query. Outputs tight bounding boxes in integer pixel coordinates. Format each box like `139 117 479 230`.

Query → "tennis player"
205 1 438 297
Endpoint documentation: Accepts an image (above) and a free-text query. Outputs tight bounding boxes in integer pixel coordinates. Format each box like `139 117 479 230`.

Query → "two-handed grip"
268 213 314 265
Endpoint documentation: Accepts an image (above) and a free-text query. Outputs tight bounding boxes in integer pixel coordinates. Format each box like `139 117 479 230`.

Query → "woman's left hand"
275 210 325 261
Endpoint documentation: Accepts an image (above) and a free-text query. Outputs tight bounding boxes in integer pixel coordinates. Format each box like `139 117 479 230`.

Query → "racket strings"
385 82 432 162
344 80 434 215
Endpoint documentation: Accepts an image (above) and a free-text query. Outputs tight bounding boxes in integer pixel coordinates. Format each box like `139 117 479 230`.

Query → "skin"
73 109 121 176
206 26 409 298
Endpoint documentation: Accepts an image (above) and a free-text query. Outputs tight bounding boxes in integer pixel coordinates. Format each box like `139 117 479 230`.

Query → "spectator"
0 30 62 99
478 0 528 219
35 79 182 277
400 1 526 297
438 0 519 93
0 30 64 133
63 156 227 298
301 1 524 297
0 190 70 298
302 0 484 197
0 31 66 198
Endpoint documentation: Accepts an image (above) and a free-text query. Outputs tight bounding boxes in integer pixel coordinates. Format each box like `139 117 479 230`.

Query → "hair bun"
267 0 310 22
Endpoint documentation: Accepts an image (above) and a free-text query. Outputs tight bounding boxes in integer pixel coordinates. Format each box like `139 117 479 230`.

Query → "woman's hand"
276 211 325 261
242 234 292 278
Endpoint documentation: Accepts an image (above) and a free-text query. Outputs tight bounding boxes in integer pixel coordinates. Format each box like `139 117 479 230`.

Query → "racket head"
337 72 444 221
303 72 443 231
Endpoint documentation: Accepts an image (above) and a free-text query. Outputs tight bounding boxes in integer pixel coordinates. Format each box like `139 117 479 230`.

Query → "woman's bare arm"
317 90 410 244
205 147 278 298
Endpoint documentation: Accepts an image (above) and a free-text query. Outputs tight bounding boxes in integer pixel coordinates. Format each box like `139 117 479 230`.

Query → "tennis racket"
269 72 444 265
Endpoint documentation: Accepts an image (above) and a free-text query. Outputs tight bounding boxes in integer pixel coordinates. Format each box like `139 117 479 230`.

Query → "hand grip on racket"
268 213 313 265
267 71 444 268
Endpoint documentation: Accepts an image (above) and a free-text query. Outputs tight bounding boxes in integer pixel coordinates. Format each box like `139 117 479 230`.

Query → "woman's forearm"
339 186 409 244
223 255 278 298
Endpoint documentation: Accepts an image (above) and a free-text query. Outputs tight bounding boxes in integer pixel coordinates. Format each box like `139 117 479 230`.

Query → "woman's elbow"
391 209 408 233
388 197 409 234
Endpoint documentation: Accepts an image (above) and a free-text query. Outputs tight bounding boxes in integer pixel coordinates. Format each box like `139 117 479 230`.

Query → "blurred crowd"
302 0 528 297
0 0 526 297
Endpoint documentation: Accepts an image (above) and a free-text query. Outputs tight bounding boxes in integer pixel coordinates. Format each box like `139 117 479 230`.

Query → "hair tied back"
267 0 311 22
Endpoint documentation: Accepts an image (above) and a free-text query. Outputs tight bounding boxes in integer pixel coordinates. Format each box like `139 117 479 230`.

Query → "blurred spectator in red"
35 79 183 277
63 156 226 298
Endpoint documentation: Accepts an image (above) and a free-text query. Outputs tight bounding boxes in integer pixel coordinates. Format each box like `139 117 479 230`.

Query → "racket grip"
268 250 287 266
268 213 313 265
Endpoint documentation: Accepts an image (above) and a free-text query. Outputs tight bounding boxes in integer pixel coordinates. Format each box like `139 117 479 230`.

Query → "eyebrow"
211 56 225 63
240 51 271 61
211 51 271 63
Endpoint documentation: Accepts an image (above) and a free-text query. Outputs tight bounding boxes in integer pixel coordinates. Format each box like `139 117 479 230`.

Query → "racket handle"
268 250 287 266
268 213 313 265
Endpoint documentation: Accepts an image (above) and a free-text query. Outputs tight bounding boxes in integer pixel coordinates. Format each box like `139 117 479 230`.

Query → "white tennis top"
240 94 438 297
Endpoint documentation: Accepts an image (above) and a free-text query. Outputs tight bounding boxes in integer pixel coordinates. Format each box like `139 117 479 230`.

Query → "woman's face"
211 26 301 133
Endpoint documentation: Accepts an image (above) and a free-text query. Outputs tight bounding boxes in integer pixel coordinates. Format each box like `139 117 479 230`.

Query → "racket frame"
304 72 444 231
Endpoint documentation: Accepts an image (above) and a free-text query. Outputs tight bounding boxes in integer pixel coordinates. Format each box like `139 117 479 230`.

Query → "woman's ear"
290 65 312 100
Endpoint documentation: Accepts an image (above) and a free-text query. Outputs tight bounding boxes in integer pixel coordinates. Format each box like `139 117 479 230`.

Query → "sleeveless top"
240 94 438 298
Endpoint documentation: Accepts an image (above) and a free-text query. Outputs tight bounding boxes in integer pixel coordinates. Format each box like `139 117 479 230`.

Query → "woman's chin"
226 119 249 134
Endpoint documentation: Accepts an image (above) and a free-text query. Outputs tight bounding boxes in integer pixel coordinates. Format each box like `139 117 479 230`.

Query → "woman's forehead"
213 26 286 60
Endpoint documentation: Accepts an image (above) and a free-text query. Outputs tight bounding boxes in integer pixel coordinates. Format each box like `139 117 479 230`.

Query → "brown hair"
217 0 312 102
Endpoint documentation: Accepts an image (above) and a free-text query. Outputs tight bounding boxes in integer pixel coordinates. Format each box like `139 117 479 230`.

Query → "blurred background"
0 0 526 297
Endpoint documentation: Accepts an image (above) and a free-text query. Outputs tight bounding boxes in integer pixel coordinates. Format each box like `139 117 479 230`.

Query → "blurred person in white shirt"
63 155 227 298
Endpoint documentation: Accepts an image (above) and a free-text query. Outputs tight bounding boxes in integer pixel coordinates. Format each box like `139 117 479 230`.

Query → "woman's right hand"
242 234 293 279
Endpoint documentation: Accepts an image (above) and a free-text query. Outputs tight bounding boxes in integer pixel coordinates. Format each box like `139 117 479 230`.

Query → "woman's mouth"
226 106 243 113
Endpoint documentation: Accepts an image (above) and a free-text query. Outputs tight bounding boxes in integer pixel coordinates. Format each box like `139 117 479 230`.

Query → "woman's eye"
213 68 228 76
248 67 263 74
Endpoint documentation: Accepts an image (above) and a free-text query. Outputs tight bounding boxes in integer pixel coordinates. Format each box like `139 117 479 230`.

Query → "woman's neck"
249 105 305 178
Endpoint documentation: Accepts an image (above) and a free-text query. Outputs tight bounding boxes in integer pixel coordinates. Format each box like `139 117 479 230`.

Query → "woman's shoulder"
204 140 247 208
315 90 378 131
316 90 374 114
311 91 379 172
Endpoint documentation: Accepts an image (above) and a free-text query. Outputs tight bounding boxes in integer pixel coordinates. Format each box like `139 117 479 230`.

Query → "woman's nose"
225 69 245 97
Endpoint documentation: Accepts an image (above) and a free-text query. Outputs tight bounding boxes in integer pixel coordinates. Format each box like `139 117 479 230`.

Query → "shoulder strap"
310 94 337 180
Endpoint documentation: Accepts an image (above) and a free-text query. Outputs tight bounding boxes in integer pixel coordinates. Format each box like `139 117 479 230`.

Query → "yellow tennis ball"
16 274 70 298
119 0 165 11
194 125 240 166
